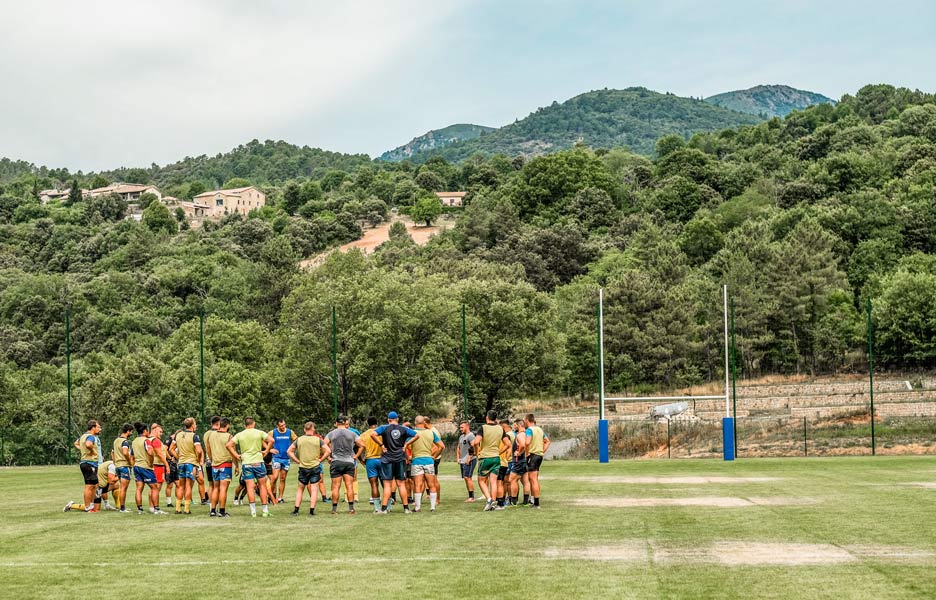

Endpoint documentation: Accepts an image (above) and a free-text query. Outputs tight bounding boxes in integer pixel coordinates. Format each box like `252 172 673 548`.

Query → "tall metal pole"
723 285 729 418
461 304 468 420
722 285 735 461
867 297 876 456
66 307 72 464
730 298 738 450
598 288 606 421
199 309 206 429
332 306 338 422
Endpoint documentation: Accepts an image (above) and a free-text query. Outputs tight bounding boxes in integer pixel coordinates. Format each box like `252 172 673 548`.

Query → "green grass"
2 458 936 599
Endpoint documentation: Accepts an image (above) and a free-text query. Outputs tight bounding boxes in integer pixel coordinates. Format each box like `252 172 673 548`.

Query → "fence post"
867 297 876 456
667 419 671 459
803 416 807 457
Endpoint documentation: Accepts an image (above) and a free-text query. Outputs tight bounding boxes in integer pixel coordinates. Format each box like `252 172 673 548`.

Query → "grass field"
3 457 936 599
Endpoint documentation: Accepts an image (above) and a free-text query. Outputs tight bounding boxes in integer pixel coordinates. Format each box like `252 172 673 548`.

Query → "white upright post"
599 287 605 421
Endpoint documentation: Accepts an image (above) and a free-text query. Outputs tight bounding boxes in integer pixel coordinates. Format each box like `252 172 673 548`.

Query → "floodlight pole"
461 303 468 420
199 309 206 429
332 306 338 422
598 288 609 463
867 297 875 456
722 285 735 461
66 307 72 464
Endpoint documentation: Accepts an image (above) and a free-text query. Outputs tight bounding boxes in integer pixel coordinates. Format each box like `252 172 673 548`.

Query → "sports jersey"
501 430 515 467
410 429 440 465
206 431 233 465
203 429 216 460
361 428 382 459
325 428 360 464
97 460 116 487
112 437 131 467
152 438 165 466
458 432 475 463
131 436 152 468
475 424 507 459
525 426 548 456
78 433 101 464
374 424 418 462
232 428 268 464
270 428 296 462
175 430 201 464
293 435 325 468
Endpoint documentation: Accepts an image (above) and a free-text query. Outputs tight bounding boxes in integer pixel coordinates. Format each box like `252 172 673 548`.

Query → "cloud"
0 1 463 171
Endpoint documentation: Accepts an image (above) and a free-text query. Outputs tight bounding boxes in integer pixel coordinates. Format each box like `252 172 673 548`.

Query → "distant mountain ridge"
378 123 495 161
704 84 836 117
399 87 763 162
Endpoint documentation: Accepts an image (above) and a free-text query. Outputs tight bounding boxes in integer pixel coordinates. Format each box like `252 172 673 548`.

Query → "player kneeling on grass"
169 417 203 515
287 421 331 516
524 414 549 509
325 415 364 515
227 417 274 517
64 457 118 513
206 417 236 517
471 411 511 511
405 416 444 512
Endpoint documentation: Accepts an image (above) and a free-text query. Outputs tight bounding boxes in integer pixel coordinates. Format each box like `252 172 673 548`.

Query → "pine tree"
67 179 81 205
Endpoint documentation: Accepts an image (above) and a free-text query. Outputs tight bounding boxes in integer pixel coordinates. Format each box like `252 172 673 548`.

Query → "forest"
1 84 935 464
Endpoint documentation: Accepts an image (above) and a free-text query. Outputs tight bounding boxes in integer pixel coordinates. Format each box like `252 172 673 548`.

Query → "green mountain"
704 84 835 117
406 87 763 162
378 123 494 161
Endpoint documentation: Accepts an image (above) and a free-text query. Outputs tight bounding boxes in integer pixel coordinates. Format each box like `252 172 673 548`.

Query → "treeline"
2 84 936 464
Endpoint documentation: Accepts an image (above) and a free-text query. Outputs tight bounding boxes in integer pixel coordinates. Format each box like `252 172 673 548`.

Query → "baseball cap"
388 411 399 420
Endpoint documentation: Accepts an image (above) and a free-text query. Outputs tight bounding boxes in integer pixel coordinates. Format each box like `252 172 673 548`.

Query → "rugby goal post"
597 285 735 462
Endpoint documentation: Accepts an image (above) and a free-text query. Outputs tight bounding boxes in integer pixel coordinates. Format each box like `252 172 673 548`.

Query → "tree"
282 182 303 215
409 195 442 226
67 180 82 206
656 134 685 158
138 192 158 210
223 177 251 189
187 181 207 199
415 170 445 192
388 220 411 240
143 201 178 234
89 175 109 190
84 192 127 224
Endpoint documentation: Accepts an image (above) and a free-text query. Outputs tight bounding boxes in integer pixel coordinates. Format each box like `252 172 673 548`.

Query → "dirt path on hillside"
299 216 453 270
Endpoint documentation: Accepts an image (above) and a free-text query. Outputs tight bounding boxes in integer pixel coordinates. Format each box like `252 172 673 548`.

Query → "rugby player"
64 457 117 513
524 414 549 508
111 423 134 512
509 419 530 505
269 419 297 504
471 411 510 511
227 417 274 517
206 417 236 517
168 417 203 514
497 419 513 508
131 422 165 514
148 424 170 507
72 420 103 512
360 416 383 509
405 416 443 512
425 416 443 505
202 416 221 505
372 411 418 514
287 421 330 516
325 415 363 515
456 420 477 502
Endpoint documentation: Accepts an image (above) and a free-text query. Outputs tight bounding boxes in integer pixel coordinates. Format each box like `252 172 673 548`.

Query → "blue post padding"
722 417 735 461
599 419 610 463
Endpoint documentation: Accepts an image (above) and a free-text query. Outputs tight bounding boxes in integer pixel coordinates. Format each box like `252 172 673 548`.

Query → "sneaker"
290 512 299 517
278 498 285 505
183 510 192 515
174 510 182 515
261 512 271 518
118 508 130 513
430 508 436 512
233 499 241 506
63 501 74 512
104 503 117 511
368 498 375 504
483 501 494 512
137 508 145 515
152 508 168 515
412 507 421 513
464 497 476 503
331 507 338 515
219 512 231 518
376 509 388 515
251 512 257 518
166 502 173 508
348 508 356 515
404 508 412 514
209 510 217 517
494 505 506 511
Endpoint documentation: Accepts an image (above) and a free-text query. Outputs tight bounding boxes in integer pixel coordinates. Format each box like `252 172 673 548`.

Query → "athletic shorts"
433 458 441 473
298 466 323 486
527 454 544 472
497 466 509 481
479 457 500 477
272 459 290 472
212 466 232 481
412 463 435 476
365 458 382 479
80 462 98 486
134 466 156 484
242 464 267 481
460 459 477 479
330 462 355 478
264 463 273 477
205 462 213 482
379 460 407 481
510 459 528 476
153 464 166 484
177 463 197 480
116 466 131 480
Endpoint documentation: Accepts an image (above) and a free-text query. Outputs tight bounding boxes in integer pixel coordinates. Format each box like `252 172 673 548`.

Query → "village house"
38 189 74 204
436 191 467 207
87 183 162 203
190 186 266 219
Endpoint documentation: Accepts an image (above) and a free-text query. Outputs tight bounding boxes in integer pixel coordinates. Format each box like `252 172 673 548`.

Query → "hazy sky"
2 0 934 171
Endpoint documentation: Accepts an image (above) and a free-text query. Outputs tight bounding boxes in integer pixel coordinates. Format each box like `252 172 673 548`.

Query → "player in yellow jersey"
524 413 549 508
425 415 444 505
71 420 103 513
287 421 332 516
111 423 134 512
471 411 511 511
206 417 237 517
359 416 383 509
168 417 203 514
227 417 275 517
404 416 444 512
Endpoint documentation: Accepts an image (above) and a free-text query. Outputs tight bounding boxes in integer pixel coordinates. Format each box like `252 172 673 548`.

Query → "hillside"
378 123 494 161
705 84 835 117
407 87 763 162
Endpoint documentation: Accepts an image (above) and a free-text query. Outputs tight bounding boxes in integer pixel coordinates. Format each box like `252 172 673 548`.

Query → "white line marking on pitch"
573 496 819 507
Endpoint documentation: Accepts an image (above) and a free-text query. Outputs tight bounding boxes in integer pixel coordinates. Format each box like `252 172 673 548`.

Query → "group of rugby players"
65 410 549 516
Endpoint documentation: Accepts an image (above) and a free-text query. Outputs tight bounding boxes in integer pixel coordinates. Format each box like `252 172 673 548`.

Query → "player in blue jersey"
269 419 297 504
371 412 419 514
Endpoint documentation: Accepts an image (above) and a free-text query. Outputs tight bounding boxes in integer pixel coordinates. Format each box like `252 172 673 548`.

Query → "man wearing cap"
371 412 418 514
